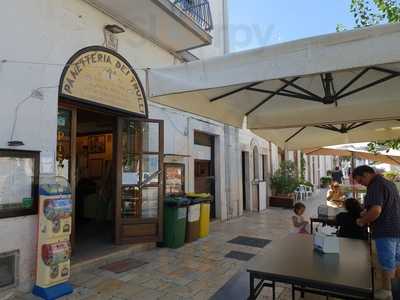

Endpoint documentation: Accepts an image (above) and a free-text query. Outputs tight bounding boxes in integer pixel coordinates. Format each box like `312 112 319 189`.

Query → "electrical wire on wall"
0 59 151 71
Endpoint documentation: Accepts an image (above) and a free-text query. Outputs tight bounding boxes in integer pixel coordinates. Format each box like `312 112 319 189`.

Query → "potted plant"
320 176 332 188
270 161 299 208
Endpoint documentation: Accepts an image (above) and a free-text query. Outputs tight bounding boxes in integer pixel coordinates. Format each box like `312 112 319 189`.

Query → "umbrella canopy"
253 120 400 150
149 23 400 132
304 145 400 165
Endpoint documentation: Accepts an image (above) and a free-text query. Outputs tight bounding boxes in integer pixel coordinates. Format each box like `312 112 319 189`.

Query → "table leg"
249 272 255 300
291 285 295 300
310 219 314 234
272 281 276 300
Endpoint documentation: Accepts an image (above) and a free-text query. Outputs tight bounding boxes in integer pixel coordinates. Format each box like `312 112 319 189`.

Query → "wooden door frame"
115 117 164 244
59 99 165 246
59 99 129 249
58 104 77 250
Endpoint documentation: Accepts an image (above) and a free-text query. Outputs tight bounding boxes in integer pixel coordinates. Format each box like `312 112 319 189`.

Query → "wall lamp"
8 89 46 147
104 24 125 34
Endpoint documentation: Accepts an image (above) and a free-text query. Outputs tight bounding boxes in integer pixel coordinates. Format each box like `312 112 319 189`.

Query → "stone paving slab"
17 191 356 300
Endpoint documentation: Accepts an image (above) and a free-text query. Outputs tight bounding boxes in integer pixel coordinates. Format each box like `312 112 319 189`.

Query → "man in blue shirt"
353 165 400 300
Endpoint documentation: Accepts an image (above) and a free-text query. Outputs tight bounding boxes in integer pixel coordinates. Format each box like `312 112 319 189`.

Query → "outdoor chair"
294 185 307 202
305 186 313 199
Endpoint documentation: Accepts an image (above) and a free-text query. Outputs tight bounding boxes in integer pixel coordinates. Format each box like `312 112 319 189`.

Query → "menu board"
0 157 34 210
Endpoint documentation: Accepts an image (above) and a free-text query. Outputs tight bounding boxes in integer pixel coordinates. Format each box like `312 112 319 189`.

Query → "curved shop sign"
60 46 147 116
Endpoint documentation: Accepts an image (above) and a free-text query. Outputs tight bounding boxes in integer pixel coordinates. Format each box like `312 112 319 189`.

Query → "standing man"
332 166 344 184
353 165 400 300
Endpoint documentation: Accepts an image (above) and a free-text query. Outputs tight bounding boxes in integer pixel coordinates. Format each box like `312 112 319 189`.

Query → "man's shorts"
375 238 400 272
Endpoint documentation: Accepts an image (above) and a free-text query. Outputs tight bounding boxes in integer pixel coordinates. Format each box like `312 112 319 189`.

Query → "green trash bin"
164 197 190 249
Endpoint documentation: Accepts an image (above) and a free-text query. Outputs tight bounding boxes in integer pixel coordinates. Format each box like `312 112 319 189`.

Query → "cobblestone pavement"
17 192 338 300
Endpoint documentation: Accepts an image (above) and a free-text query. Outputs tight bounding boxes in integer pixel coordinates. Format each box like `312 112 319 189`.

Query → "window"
0 150 39 218
165 164 185 196
253 147 260 180
194 131 213 147
262 155 267 181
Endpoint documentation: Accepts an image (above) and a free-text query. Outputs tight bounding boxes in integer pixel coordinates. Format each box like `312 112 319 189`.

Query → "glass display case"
0 150 40 218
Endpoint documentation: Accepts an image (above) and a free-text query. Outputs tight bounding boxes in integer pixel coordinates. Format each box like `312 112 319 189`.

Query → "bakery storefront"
56 46 163 258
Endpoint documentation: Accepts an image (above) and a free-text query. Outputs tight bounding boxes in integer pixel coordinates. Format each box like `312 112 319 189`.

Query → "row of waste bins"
164 195 211 249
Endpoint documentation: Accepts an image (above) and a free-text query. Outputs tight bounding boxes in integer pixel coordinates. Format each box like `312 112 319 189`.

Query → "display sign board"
33 176 73 299
60 46 147 116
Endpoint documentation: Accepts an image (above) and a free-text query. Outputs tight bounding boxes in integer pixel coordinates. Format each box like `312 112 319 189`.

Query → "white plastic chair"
294 185 306 202
305 186 313 200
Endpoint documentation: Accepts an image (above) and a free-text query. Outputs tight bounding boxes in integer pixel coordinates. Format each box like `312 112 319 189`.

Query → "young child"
292 202 309 234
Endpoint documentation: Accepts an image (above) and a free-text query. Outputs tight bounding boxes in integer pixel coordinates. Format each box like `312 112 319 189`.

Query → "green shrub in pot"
270 161 299 196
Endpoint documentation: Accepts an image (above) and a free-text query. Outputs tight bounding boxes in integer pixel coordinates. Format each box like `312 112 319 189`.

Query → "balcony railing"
172 0 214 32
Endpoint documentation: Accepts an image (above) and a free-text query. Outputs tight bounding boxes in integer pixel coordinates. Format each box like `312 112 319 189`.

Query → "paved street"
17 191 338 300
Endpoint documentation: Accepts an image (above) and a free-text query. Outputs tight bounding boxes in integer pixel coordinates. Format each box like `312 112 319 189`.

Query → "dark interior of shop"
74 109 116 260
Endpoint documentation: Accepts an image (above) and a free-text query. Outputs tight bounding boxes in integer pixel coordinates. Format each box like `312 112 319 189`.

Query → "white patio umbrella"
253 120 400 150
304 145 400 165
148 23 400 147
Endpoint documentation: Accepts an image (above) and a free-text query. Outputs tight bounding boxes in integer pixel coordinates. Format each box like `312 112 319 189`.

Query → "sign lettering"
61 48 147 116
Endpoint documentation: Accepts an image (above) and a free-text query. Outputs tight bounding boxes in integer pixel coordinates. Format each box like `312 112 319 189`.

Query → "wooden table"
247 235 373 300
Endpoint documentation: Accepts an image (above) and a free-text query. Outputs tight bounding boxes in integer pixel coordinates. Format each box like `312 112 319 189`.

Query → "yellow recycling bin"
199 200 211 238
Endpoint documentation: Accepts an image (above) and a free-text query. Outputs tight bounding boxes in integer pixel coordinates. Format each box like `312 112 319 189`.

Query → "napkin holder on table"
313 226 340 254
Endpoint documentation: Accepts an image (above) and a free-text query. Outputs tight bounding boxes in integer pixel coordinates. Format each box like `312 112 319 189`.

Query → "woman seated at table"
326 182 345 207
336 198 368 240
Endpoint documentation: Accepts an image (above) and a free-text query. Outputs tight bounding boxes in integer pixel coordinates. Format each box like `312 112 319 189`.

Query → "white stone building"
0 0 333 293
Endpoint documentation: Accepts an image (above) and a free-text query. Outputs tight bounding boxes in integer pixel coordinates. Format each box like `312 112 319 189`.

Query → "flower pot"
269 194 295 209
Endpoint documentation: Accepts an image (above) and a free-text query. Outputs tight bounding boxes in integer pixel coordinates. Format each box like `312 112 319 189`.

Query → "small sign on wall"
41 152 55 175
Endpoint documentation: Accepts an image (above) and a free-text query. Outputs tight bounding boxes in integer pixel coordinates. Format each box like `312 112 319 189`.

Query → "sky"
228 0 357 52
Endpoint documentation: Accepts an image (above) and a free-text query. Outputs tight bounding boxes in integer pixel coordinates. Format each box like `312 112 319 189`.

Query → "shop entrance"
57 103 164 260
193 131 216 219
57 106 117 260
75 109 116 256
57 46 163 261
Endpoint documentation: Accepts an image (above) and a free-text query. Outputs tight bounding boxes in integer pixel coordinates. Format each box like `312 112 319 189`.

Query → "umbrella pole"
351 152 356 198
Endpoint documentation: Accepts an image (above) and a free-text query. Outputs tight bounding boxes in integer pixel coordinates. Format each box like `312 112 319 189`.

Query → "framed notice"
88 135 105 154
0 150 39 218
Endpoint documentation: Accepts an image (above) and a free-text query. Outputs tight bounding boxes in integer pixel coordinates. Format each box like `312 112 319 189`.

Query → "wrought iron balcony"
172 0 214 32
84 0 213 52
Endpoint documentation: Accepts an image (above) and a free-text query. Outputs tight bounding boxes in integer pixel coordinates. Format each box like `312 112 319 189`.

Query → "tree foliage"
351 0 400 27
367 139 400 153
348 0 400 151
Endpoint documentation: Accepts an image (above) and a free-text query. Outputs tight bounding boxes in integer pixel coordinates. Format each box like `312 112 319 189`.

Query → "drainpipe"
351 151 356 198
222 0 230 54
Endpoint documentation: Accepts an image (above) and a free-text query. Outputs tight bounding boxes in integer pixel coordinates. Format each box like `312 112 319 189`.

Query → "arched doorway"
57 46 163 259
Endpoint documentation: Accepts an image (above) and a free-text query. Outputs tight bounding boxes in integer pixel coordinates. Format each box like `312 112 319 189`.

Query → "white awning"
148 23 400 130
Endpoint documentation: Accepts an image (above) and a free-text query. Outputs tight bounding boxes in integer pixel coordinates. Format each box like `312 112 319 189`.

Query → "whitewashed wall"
0 0 181 292
190 0 228 58
148 103 228 220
